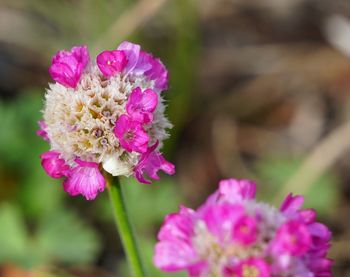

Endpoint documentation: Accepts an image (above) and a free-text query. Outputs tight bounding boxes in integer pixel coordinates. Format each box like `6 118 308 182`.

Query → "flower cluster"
154 179 332 276
38 42 175 200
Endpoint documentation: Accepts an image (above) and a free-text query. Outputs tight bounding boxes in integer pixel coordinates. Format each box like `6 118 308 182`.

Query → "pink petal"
96 50 127 77
117 41 141 74
114 115 149 153
153 239 199 272
232 214 258 245
272 220 311 256
37 120 49 141
137 51 169 91
126 87 158 123
202 204 244 243
40 151 70 178
134 142 175 184
218 178 256 202
63 159 106 200
49 45 89 88
280 193 304 214
158 206 195 243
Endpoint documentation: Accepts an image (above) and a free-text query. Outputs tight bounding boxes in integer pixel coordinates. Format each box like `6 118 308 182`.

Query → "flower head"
154 178 332 277
39 42 174 200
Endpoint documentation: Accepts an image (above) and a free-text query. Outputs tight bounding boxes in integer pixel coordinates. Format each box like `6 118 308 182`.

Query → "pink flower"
96 50 127 77
126 87 158 123
134 142 175 184
280 193 304 215
117 41 141 74
202 204 244 243
40 151 70 178
137 51 169 91
37 120 49 141
224 258 271 277
154 178 332 276
219 178 256 202
114 115 149 153
63 159 105 200
232 214 258 245
49 45 89 88
154 206 204 273
272 220 311 256
117 41 169 91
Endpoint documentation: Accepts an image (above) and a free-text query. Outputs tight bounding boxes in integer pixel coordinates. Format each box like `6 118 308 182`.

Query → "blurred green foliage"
256 157 338 217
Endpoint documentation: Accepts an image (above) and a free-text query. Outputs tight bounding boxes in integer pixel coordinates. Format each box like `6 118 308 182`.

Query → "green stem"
106 175 145 277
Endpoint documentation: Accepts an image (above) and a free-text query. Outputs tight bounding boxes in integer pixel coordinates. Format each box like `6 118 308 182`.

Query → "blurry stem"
106 175 145 277
274 120 350 203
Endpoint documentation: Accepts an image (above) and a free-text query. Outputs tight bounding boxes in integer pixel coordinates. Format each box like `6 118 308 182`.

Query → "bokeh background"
1 0 350 276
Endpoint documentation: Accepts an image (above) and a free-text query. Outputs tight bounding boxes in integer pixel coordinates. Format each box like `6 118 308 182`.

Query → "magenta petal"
145 55 168 91
134 142 175 184
273 220 311 256
232 214 258 245
117 41 141 74
49 45 89 88
299 208 317 224
137 51 169 91
40 151 70 178
114 115 149 153
202 204 244 243
63 160 105 200
96 50 127 77
280 193 304 214
37 120 49 141
126 87 158 123
218 178 256 202
158 206 195 243
154 239 199 272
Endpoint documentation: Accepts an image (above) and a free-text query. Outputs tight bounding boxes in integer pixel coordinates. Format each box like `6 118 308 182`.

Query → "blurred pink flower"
154 178 332 277
232 214 258 245
224 257 271 277
49 45 89 88
271 220 311 256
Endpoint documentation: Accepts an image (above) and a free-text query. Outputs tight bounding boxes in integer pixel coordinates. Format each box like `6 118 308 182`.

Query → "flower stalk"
106 175 145 277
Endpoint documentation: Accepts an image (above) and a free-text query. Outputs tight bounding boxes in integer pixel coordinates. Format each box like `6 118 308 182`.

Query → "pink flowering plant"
154 178 333 277
38 42 175 277
38 42 174 200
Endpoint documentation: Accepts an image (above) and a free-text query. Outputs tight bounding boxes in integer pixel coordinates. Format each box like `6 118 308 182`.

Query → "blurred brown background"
0 0 350 276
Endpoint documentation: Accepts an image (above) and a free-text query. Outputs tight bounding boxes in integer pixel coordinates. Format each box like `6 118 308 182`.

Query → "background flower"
154 179 332 276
